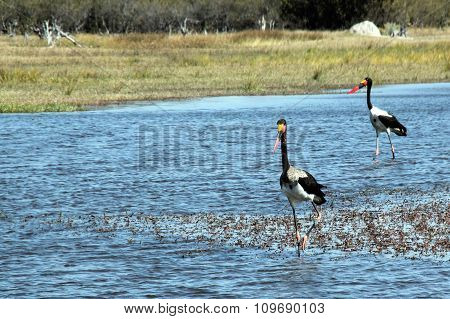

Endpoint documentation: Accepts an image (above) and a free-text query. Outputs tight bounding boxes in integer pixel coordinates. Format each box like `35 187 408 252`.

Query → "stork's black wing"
378 115 407 136
297 170 326 205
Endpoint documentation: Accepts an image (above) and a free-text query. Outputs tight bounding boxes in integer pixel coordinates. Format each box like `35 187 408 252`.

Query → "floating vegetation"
0 210 8 220
8 195 449 260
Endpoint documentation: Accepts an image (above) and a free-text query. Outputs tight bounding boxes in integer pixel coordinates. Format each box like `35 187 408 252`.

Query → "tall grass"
0 28 448 112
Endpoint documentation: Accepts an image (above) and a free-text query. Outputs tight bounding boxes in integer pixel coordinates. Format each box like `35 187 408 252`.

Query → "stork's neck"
367 81 373 110
280 132 290 172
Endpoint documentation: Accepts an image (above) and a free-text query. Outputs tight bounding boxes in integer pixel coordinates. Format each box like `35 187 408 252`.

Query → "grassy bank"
0 29 449 113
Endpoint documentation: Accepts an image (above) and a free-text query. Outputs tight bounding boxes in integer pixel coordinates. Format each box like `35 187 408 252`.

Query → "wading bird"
273 119 326 255
348 77 407 159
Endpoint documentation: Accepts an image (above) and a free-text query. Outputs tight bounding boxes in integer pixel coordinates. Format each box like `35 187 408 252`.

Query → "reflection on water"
0 83 449 298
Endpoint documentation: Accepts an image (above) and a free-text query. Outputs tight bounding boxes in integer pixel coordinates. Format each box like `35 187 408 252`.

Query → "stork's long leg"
312 202 322 222
301 203 321 250
386 130 395 159
375 131 380 157
288 199 301 257
301 220 316 250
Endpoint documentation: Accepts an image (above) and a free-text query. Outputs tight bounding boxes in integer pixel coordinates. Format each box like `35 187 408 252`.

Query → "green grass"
0 28 449 112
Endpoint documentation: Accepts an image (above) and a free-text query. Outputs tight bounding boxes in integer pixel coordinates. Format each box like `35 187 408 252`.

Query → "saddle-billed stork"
348 77 407 159
273 119 326 256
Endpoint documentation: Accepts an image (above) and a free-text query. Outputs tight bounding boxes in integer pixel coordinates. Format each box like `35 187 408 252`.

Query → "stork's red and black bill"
273 123 285 153
348 79 368 94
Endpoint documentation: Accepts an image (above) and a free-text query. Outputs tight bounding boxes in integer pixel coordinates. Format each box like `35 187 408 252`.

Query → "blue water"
0 82 449 298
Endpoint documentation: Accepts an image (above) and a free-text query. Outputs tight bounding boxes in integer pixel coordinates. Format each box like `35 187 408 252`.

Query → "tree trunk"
259 15 266 31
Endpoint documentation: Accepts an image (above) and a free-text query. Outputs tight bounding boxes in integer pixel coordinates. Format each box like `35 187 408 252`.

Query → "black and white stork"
348 77 407 159
273 119 326 255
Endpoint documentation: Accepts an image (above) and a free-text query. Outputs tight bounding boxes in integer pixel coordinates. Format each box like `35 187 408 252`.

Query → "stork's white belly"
281 182 314 203
370 106 390 132
370 113 386 132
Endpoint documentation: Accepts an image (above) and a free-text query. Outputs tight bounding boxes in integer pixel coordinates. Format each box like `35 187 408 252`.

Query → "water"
1 83 449 298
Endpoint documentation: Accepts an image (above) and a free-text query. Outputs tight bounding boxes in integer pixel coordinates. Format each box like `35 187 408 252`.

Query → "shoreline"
3 79 449 114
79 80 450 112
1 29 448 113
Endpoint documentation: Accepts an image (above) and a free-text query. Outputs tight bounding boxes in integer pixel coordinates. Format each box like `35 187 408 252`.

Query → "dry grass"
0 28 449 112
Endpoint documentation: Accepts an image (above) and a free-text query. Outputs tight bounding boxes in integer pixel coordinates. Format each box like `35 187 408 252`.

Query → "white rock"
350 21 381 37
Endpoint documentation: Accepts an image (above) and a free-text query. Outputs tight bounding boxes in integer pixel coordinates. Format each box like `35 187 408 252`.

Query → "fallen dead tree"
34 20 82 47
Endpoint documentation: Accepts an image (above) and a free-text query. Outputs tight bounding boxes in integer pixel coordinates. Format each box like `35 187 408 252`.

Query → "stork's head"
348 77 372 94
273 119 287 153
